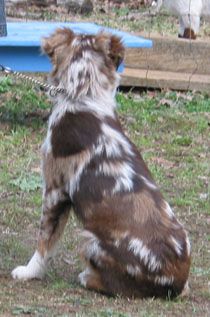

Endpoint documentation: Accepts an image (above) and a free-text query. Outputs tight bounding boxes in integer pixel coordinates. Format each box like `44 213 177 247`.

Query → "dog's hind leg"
12 188 71 280
78 235 138 297
79 265 107 294
79 261 143 298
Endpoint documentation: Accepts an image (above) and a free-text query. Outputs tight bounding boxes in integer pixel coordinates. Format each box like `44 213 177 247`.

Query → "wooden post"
0 0 7 36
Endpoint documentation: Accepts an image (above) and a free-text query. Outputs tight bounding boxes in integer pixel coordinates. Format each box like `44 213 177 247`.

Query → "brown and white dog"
12 29 191 298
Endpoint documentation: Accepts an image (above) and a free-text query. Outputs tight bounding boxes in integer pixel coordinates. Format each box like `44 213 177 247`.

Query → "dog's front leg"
12 189 71 280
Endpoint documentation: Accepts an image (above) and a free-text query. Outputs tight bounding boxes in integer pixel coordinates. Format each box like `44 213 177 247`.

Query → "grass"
0 76 210 316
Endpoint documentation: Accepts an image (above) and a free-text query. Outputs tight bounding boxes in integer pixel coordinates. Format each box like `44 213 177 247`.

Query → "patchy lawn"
0 77 210 316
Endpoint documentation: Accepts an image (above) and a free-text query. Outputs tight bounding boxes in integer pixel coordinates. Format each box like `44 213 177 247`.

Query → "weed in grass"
10 173 42 193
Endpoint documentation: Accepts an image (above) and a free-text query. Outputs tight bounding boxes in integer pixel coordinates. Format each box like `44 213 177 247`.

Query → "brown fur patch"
132 190 161 224
51 111 102 158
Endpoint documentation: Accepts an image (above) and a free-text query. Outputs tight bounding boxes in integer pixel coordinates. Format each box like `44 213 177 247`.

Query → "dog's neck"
49 82 118 129
51 52 120 100
49 67 120 124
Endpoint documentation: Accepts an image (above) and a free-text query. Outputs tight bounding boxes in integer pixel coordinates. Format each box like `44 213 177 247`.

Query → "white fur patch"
159 0 204 16
154 275 174 286
80 97 116 119
140 176 158 191
68 135 133 199
84 234 106 267
86 238 101 259
126 264 142 277
185 233 191 256
78 267 92 287
97 135 122 158
164 201 175 219
44 188 66 210
97 161 134 193
41 130 52 154
113 163 134 193
72 37 93 48
128 238 162 272
12 251 46 281
102 123 134 158
68 151 92 199
180 280 190 297
170 236 183 256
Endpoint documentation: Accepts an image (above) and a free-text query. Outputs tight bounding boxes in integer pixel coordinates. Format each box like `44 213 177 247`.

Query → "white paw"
12 265 40 280
78 267 91 287
12 251 46 281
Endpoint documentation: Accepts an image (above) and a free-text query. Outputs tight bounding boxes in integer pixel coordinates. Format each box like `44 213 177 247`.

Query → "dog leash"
0 64 66 97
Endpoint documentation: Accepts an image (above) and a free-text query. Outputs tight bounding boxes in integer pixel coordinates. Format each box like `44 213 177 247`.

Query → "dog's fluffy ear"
42 28 75 59
95 33 125 69
109 35 125 69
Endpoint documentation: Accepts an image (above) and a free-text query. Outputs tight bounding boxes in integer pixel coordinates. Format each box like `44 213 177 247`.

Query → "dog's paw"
12 265 40 280
78 267 92 287
12 264 45 280
12 251 46 280
78 270 88 287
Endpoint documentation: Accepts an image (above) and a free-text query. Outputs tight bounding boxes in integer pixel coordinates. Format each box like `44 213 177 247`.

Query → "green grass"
0 78 210 316
0 77 50 126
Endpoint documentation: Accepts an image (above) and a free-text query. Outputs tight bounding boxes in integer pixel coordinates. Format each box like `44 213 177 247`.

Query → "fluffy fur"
12 28 191 298
152 0 210 39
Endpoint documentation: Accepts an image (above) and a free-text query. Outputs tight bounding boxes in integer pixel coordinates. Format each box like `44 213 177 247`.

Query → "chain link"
0 64 66 97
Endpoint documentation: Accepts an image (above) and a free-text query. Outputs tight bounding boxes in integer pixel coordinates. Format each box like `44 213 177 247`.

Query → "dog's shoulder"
51 110 102 158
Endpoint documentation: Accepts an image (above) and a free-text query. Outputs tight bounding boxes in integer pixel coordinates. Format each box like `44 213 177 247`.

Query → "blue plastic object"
0 22 152 72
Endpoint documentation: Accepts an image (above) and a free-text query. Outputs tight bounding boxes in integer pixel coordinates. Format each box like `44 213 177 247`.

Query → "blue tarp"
0 22 152 72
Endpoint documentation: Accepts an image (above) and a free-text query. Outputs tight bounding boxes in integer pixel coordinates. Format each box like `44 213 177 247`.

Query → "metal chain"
0 64 66 97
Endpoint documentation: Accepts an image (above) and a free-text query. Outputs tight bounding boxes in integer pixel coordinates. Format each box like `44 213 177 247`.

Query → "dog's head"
42 28 125 99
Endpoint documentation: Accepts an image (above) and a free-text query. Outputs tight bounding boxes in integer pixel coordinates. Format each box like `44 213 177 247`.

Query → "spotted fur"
12 28 191 299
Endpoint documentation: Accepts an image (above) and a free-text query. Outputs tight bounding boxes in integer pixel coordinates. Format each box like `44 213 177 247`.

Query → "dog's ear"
109 35 125 69
42 28 75 59
95 33 125 69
